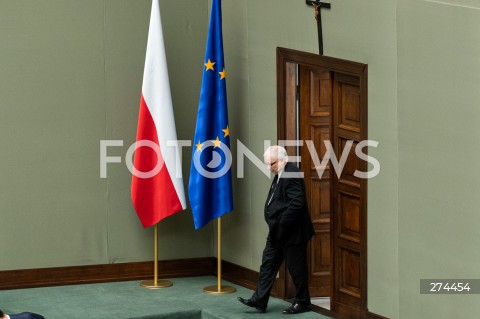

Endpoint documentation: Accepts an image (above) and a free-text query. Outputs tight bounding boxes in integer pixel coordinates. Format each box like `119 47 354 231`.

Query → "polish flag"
131 0 186 228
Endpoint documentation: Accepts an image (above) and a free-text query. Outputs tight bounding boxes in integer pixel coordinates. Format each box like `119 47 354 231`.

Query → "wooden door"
299 66 333 297
277 47 367 319
331 71 367 319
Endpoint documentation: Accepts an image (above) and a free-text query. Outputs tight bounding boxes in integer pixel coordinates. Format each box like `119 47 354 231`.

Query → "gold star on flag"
222 125 229 137
219 68 226 80
204 59 216 71
213 136 221 148
195 141 203 152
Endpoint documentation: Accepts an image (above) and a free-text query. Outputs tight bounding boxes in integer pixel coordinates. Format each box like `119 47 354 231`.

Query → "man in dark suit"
0 309 45 319
238 145 315 314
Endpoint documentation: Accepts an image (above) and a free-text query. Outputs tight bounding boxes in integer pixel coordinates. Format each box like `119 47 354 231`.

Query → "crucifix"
306 0 331 55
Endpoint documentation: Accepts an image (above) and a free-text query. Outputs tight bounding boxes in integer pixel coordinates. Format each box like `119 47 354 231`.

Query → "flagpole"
203 217 236 294
140 223 173 289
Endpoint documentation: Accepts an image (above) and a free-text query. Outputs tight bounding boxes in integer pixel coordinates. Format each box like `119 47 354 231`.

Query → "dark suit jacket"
10 312 45 319
264 162 314 246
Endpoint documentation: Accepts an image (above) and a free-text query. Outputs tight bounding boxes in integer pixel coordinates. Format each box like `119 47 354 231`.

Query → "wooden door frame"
276 47 368 318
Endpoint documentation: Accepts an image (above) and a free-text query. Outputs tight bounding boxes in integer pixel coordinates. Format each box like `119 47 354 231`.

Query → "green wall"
2 0 480 318
0 0 212 269
397 0 480 318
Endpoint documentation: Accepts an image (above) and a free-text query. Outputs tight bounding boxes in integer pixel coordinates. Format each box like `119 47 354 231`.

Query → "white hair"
263 145 289 162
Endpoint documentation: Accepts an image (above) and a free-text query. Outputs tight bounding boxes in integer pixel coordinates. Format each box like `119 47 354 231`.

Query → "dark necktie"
267 175 279 205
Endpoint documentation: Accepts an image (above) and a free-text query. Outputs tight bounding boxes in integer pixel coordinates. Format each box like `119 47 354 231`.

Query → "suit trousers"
252 238 311 307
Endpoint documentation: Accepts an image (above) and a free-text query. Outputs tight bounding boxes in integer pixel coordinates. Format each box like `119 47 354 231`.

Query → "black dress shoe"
282 302 310 315
237 296 266 313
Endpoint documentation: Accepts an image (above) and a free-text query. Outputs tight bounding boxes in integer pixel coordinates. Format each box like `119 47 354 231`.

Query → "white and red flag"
131 0 186 228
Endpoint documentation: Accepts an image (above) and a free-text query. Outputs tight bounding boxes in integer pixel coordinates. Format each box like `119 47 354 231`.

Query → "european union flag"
188 0 233 229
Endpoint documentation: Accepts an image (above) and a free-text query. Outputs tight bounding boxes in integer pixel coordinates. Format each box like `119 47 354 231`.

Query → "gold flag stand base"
203 218 236 295
203 284 236 294
140 279 173 289
140 224 173 290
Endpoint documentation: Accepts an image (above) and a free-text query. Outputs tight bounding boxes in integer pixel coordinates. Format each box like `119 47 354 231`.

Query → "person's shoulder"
10 313 45 319
285 162 300 172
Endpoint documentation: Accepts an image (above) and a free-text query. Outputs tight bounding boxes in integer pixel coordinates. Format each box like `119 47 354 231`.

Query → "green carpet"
0 276 330 319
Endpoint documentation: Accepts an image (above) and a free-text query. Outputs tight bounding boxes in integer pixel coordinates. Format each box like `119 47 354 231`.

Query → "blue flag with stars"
188 0 233 229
